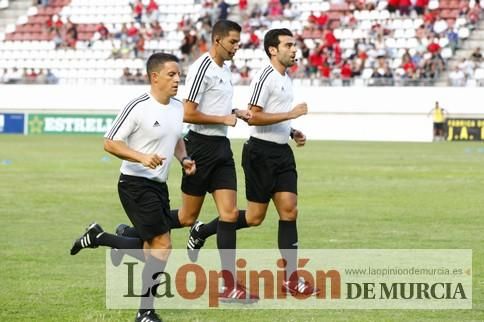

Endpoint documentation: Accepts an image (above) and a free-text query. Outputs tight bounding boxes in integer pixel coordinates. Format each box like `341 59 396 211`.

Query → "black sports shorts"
242 136 297 203
181 130 237 196
118 174 170 241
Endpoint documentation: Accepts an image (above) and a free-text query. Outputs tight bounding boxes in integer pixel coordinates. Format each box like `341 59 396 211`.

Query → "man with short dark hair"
70 52 196 322
112 20 258 303
187 28 320 296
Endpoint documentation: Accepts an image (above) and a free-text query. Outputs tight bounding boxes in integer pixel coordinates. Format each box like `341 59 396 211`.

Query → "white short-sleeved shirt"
104 92 184 183
183 52 233 137
248 64 293 144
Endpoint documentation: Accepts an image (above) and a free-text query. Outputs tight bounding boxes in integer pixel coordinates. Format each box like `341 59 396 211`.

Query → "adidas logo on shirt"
153 121 160 127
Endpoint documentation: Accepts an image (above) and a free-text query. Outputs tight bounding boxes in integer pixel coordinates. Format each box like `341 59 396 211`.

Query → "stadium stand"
0 0 481 86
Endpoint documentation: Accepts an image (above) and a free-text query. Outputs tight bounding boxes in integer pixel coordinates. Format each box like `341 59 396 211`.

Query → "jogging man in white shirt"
187 28 320 297
70 53 196 322
180 19 258 303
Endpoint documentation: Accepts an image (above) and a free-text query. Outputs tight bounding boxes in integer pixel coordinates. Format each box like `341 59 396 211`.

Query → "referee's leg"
137 232 171 319
212 188 238 290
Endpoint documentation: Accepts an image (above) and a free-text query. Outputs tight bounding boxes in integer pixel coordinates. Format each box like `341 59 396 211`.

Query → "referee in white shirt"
188 29 320 296
179 19 258 302
70 53 195 322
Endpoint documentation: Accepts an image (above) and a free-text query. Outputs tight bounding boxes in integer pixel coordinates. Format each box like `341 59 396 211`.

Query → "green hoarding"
28 114 117 135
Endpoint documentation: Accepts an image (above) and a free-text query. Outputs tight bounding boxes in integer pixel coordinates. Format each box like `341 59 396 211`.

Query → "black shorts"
434 122 444 131
242 136 297 203
181 130 237 196
118 174 170 241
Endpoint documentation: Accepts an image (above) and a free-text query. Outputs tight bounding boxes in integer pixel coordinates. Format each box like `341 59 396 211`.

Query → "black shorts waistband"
187 130 227 141
248 136 289 148
120 174 167 187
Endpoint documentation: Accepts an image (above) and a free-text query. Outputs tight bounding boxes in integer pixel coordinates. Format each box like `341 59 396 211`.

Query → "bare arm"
184 100 237 126
247 102 308 126
103 139 165 169
174 137 196 175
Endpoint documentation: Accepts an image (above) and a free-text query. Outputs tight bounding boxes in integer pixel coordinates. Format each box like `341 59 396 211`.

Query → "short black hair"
211 19 242 42
263 28 293 58
146 52 179 82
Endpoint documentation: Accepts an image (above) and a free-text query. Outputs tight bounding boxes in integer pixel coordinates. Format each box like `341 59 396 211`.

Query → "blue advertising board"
0 113 25 134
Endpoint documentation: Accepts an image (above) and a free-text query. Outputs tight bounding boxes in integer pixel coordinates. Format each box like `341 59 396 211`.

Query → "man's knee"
219 208 238 222
178 208 200 227
247 214 265 226
279 207 298 221
147 234 172 260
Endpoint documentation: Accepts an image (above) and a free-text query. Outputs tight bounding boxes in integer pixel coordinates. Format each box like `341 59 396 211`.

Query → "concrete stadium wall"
1 85 483 142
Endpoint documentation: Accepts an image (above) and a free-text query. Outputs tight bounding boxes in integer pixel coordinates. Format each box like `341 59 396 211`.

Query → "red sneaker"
282 277 320 296
219 283 260 304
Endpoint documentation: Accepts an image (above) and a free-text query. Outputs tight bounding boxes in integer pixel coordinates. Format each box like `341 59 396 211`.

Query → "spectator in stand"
65 19 78 49
239 0 248 11
150 21 164 39
414 0 429 15
180 29 198 62
371 64 394 86
218 0 232 20
423 9 437 28
387 0 399 13
267 0 283 16
447 28 459 53
397 0 411 15
307 11 317 24
244 28 261 49
448 66 466 86
319 61 332 84
145 0 159 23
315 11 329 30
471 47 482 63
133 69 145 84
134 34 145 58
97 23 110 41
5 68 22 84
427 37 441 55
308 47 323 78
132 0 144 23
340 60 353 86
121 67 134 84
24 68 38 84
458 58 475 79
323 28 337 50
46 69 58 84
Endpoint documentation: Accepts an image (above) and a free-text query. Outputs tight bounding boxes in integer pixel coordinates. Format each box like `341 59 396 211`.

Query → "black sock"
98 232 145 262
123 227 140 238
197 217 218 239
217 220 237 289
236 210 249 229
97 232 143 249
278 220 298 282
197 210 248 239
168 209 182 229
140 255 167 311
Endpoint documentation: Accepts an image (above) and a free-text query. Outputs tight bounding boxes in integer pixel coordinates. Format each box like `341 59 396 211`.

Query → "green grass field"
0 135 483 321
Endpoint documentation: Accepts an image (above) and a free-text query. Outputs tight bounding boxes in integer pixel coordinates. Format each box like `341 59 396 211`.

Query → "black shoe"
70 222 103 255
110 223 131 267
186 221 206 262
135 310 162 322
